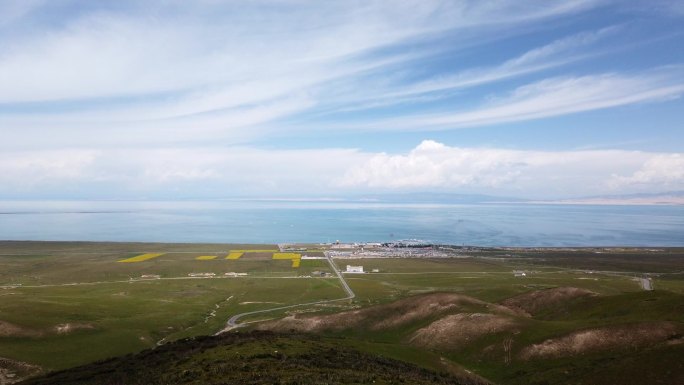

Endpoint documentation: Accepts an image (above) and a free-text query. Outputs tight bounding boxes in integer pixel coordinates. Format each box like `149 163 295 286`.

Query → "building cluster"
187 272 249 278
329 246 453 259
188 273 216 277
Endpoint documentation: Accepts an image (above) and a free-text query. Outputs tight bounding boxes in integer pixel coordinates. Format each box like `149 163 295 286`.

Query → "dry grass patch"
410 313 518 349
258 292 516 333
0 321 41 338
0 320 95 338
519 322 680 360
500 287 596 316
53 323 95 334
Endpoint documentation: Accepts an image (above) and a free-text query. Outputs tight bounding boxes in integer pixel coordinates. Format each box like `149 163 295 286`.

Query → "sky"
1 0 683 200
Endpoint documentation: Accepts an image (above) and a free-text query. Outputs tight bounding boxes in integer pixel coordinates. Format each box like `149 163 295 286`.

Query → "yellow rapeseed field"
117 253 165 263
225 252 244 260
272 253 301 268
272 252 300 259
195 255 218 260
229 249 279 253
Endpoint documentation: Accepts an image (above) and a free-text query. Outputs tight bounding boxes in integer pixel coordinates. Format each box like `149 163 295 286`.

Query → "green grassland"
2 242 684 384
21 332 474 385
338 257 646 303
0 242 342 372
1 278 344 370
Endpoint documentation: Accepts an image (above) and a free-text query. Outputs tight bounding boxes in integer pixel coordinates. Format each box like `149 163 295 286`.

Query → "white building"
188 273 216 277
346 265 364 273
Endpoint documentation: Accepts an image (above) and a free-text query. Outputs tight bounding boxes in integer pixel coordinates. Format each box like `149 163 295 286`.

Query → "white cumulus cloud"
610 154 684 187
339 140 684 197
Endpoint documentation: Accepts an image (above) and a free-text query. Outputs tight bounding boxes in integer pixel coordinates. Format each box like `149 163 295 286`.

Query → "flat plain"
2 241 683 384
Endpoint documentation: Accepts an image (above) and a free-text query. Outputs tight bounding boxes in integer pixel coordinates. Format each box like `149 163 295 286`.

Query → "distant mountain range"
538 191 684 205
45 191 682 206
354 192 526 204
351 191 684 205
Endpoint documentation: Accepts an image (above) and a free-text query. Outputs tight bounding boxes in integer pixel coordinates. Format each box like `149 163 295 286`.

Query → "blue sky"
0 0 683 199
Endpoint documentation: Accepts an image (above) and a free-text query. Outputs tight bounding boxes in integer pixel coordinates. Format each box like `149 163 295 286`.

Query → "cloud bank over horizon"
1 0 683 200
2 140 683 200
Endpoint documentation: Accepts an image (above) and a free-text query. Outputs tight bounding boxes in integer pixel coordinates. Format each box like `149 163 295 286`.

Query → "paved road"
326 252 355 299
216 253 355 334
0 275 331 289
638 277 654 290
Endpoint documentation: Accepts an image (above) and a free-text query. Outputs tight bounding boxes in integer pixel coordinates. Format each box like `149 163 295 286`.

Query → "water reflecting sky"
0 201 682 246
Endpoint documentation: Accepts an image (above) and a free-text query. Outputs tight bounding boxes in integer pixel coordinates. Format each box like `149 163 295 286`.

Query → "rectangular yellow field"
196 255 218 260
272 253 301 268
230 249 279 253
118 253 165 263
272 253 301 260
225 252 243 260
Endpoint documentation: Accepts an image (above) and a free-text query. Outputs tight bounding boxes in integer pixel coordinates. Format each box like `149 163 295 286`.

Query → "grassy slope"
256 288 684 385
19 332 475 385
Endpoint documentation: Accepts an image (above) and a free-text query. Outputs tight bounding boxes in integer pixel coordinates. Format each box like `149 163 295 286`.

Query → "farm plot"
272 252 302 268
117 253 165 263
225 252 243 260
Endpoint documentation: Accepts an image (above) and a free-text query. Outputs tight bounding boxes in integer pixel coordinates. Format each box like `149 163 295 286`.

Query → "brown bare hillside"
519 322 680 360
410 313 518 349
259 292 512 333
500 287 596 316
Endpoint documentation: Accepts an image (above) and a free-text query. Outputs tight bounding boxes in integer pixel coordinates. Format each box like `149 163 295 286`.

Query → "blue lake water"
0 200 682 246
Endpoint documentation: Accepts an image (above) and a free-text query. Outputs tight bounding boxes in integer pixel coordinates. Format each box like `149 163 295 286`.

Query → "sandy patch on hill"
410 313 518 349
0 320 95 337
372 293 482 330
0 321 41 338
500 287 596 316
519 322 679 360
259 292 511 333
53 323 95 334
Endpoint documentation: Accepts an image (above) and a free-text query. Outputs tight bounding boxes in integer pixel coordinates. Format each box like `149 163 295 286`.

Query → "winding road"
215 253 355 334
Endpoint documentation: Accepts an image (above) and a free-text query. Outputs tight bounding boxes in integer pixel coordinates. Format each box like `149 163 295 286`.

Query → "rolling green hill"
19 331 478 385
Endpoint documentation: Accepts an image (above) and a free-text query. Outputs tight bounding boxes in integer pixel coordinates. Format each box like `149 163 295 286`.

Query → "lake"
0 200 682 246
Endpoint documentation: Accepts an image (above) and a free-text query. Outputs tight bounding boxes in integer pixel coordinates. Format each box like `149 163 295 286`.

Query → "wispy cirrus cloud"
363 26 621 101
0 0 611 149
0 0 599 104
307 25 623 117
1 0 683 200
344 66 684 132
